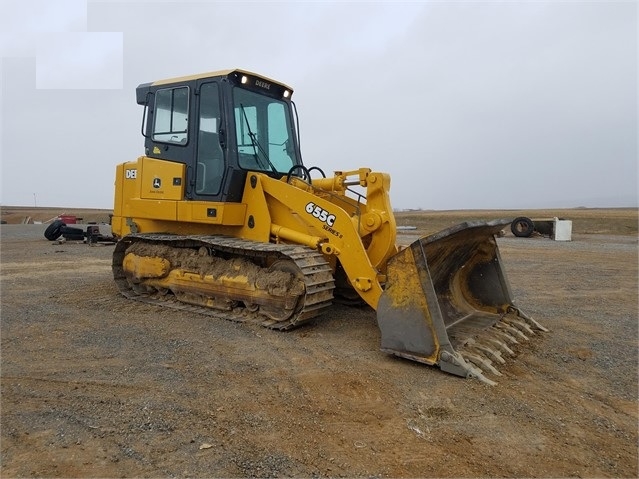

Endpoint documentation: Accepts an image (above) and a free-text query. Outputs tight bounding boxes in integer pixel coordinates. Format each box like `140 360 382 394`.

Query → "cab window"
153 87 189 144
233 87 297 173
267 103 295 171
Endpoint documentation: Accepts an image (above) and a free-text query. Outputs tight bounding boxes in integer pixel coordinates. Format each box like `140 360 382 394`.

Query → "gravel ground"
1 223 637 478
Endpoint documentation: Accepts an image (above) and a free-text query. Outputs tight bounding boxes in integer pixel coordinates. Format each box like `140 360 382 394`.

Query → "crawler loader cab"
112 68 546 386
135 69 302 203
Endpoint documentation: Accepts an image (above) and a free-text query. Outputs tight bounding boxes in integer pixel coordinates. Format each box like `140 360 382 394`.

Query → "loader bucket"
377 219 547 384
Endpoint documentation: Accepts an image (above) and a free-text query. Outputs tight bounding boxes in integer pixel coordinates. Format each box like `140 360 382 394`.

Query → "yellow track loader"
111 69 546 384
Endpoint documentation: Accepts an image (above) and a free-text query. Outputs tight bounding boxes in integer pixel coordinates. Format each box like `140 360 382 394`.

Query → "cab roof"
147 68 293 91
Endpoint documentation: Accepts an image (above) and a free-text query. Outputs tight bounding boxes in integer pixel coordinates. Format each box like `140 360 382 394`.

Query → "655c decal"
305 202 336 227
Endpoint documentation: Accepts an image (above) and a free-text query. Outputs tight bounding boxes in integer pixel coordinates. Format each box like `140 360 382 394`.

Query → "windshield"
232 87 299 174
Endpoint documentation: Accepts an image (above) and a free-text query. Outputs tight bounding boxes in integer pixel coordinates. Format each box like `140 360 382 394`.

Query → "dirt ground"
1 209 637 478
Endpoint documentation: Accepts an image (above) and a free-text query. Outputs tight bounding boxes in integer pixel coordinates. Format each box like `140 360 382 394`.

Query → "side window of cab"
153 87 189 144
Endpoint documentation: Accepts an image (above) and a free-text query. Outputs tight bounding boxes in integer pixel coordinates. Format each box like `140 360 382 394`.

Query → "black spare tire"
44 220 66 241
511 217 535 237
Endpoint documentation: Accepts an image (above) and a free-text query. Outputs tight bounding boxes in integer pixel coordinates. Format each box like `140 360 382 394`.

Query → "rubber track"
112 234 335 330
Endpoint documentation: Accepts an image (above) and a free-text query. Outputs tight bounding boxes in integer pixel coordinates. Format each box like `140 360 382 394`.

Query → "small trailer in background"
43 218 116 244
511 216 572 241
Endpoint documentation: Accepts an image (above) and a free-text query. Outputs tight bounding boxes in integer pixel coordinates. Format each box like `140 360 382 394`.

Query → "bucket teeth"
508 307 549 333
472 343 505 364
495 321 529 341
453 310 551 384
523 315 549 332
461 352 502 377
503 316 535 336
480 336 515 356
491 329 520 345
466 338 505 364
469 369 497 386
440 350 497 386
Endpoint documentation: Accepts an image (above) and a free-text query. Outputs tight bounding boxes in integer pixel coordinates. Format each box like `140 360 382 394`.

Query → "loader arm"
244 168 397 310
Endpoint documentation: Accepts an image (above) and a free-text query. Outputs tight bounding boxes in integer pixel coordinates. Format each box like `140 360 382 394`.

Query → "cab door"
193 81 226 200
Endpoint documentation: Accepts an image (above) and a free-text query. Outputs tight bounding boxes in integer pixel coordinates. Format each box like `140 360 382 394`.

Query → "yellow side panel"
139 157 185 201
177 202 246 225
128 198 177 221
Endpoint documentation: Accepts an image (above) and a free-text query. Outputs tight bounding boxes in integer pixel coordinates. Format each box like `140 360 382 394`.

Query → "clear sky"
1 0 637 210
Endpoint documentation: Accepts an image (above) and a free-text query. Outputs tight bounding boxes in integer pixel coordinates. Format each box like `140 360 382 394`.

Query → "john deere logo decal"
153 178 161 189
